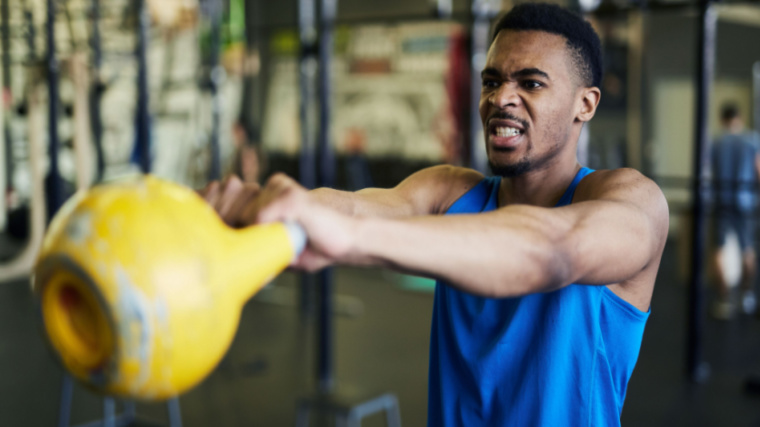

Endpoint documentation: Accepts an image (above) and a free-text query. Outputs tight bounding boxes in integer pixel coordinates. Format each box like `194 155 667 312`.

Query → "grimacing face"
479 30 599 177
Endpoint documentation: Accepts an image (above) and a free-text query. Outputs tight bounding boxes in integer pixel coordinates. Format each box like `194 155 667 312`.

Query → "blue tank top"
427 167 650 426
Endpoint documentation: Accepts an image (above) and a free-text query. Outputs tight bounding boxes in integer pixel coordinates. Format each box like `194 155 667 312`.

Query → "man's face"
479 30 586 177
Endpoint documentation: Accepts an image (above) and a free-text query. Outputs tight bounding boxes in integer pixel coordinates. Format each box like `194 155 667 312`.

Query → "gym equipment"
33 175 307 400
56 1 189 422
686 0 717 384
754 61 760 134
46 0 64 219
134 0 151 174
316 0 337 392
293 2 402 426
296 392 401 427
0 66 46 281
90 0 106 183
2 0 14 219
200 0 224 181
469 0 498 173
69 54 94 191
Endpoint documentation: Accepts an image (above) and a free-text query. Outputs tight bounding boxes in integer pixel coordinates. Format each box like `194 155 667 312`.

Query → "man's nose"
490 83 520 109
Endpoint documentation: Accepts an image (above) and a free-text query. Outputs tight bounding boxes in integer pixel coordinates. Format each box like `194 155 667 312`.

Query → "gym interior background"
2 0 760 425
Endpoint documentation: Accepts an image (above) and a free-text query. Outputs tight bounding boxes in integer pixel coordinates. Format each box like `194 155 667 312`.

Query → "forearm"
307 165 480 218
310 187 414 218
310 187 359 215
345 208 570 297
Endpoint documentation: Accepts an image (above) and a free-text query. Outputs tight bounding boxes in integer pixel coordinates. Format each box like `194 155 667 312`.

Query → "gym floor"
2 236 760 427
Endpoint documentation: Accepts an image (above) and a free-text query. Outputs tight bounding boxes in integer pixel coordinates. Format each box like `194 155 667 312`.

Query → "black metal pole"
1 0 9 89
206 0 224 182
2 0 14 196
23 1 37 60
298 0 318 191
90 0 106 182
686 0 716 383
753 61 760 135
318 0 336 191
57 374 74 427
469 0 493 173
317 0 337 393
298 0 318 317
238 0 257 138
317 266 334 392
47 0 64 217
135 0 151 173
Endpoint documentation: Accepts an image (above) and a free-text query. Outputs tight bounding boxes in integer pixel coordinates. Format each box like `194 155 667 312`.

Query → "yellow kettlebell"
32 175 306 400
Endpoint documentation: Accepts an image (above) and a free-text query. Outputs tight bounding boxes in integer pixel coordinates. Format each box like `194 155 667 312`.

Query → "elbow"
484 245 571 298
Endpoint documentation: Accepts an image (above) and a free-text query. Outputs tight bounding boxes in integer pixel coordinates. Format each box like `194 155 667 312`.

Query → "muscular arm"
309 165 483 217
216 167 667 311
201 165 481 226
334 169 668 308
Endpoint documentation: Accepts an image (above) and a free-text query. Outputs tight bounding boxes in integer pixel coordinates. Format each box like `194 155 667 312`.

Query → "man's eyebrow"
480 67 551 81
480 67 501 79
512 68 550 80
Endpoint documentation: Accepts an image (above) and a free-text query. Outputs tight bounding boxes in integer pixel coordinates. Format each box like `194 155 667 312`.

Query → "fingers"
235 173 297 224
216 176 245 221
224 182 261 227
201 175 262 226
254 174 308 224
202 172 312 230
199 181 221 206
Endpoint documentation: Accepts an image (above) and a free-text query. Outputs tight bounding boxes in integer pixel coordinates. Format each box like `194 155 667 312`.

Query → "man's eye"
482 79 500 89
522 80 543 90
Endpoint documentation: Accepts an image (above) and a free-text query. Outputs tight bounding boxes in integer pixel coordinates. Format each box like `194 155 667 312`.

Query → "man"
204 3 668 426
711 103 760 319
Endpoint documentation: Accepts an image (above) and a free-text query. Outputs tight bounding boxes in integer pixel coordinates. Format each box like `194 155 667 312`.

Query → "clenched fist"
201 173 360 271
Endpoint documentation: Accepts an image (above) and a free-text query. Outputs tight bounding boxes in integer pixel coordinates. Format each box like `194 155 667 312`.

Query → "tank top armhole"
601 287 650 320
445 177 499 214
556 167 595 207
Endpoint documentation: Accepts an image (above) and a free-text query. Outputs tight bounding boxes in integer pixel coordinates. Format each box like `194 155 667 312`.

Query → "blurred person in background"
711 102 760 319
230 121 264 184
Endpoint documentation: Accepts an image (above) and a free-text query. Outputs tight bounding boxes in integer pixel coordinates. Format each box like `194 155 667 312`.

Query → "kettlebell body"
33 176 304 400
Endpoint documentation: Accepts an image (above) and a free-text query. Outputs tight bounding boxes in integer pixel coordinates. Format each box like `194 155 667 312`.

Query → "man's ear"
576 87 601 123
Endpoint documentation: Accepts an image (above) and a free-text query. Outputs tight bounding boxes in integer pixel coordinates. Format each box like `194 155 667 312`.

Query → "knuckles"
203 173 308 228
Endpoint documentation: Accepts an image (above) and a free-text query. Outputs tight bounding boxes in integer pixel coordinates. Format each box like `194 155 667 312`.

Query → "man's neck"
498 157 582 208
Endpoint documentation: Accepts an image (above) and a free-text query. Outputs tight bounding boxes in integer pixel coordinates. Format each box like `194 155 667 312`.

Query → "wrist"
344 215 379 266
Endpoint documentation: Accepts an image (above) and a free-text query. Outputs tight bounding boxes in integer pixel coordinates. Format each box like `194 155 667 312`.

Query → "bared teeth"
495 127 521 137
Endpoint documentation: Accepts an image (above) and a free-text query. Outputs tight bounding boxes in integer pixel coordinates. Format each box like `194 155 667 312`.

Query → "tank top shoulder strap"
555 167 595 208
446 168 593 213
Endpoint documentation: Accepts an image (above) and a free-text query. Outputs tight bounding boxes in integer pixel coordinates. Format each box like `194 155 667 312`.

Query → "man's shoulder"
577 168 666 206
412 165 485 190
397 165 485 215
585 167 651 184
422 164 485 179
579 168 670 269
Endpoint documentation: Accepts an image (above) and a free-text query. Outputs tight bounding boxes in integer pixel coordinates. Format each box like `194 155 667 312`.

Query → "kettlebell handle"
283 221 307 259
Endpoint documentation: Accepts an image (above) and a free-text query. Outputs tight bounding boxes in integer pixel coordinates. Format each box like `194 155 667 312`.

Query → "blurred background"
1 0 760 426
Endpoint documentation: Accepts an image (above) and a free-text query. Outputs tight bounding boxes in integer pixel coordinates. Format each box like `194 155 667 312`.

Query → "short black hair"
491 3 603 88
720 102 740 122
